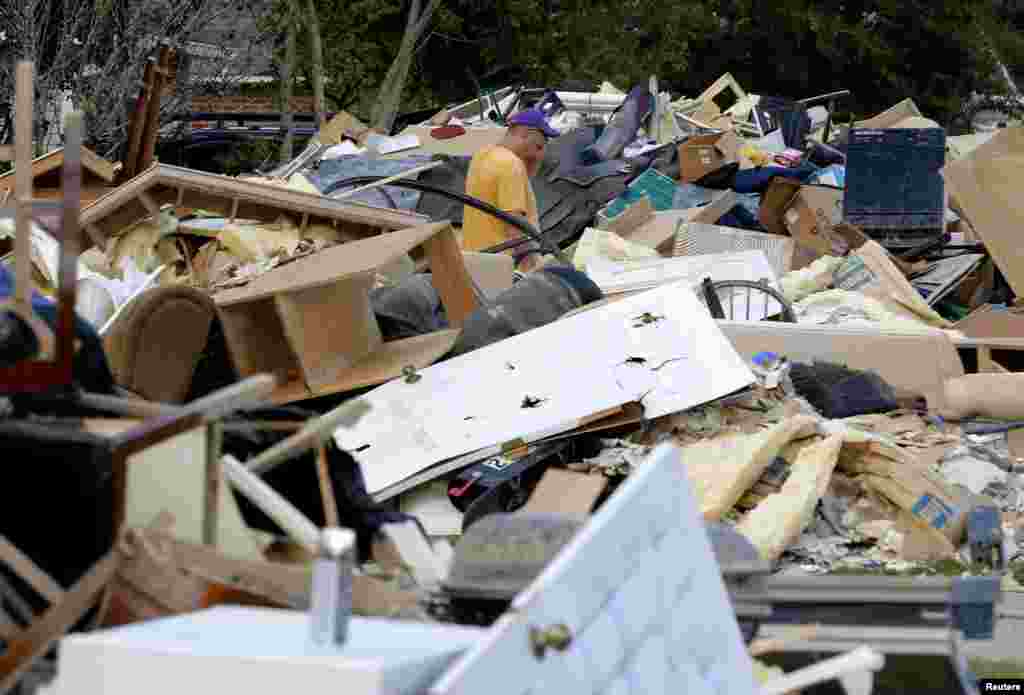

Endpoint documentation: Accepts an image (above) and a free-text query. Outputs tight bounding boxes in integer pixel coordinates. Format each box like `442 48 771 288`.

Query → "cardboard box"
941 127 1024 297
678 131 740 183
777 186 868 269
955 303 1024 341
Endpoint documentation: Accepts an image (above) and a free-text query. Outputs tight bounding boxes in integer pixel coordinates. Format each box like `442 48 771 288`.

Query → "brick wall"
189 95 316 113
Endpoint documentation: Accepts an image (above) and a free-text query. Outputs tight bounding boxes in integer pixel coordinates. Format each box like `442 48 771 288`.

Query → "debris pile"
2 59 1022 694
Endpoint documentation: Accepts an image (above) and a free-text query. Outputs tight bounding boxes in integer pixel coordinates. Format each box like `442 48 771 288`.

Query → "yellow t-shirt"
461 144 539 252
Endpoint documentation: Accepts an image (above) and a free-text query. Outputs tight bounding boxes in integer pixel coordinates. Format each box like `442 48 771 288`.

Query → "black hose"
322 175 569 263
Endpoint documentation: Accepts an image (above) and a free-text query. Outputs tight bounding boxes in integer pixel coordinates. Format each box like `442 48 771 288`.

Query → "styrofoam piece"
50 607 485 695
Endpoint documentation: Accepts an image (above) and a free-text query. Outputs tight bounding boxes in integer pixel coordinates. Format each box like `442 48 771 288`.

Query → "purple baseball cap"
507 108 560 138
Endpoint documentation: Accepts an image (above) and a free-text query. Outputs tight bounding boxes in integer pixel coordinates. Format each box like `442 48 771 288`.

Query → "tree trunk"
279 17 296 162
303 0 327 128
369 0 442 134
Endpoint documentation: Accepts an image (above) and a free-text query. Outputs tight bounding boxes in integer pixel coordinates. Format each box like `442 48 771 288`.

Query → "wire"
321 175 570 263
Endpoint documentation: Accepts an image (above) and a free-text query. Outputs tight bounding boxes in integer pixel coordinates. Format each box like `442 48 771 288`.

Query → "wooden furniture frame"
214 220 478 405
80 163 429 252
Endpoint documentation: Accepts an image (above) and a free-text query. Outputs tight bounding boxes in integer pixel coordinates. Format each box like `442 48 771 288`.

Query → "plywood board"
85 421 262 560
522 468 607 516
335 281 754 496
718 321 965 412
431 444 759 695
214 222 451 306
80 164 428 246
941 127 1024 297
0 145 117 191
274 274 382 389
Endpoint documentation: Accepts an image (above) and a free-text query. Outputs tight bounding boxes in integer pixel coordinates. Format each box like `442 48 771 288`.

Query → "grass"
969 657 1024 679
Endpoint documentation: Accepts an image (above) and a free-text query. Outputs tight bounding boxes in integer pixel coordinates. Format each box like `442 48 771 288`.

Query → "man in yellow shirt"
461 108 559 272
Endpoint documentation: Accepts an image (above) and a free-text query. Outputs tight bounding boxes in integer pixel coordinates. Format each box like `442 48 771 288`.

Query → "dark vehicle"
155 112 328 174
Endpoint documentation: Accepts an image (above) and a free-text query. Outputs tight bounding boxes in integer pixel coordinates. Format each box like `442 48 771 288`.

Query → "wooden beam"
424 225 479 327
137 190 161 217
138 45 173 172
14 61 33 307
314 443 339 527
123 59 156 181
0 536 65 605
0 551 118 694
0 146 12 162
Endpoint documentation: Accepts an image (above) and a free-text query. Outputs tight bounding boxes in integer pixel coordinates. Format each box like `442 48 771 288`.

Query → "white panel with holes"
429 443 759 695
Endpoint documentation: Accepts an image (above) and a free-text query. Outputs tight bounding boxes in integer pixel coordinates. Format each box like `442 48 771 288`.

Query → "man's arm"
495 162 543 270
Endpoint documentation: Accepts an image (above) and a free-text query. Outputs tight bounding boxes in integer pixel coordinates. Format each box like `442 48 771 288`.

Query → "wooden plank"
137 45 172 173
0 536 65 604
0 147 117 190
273 275 383 390
268 329 460 405
214 221 450 306
0 145 12 162
0 550 118 694
203 423 223 547
137 190 161 217
217 301 301 378
85 224 106 251
424 226 478 327
122 59 156 181
314 444 339 527
14 61 33 306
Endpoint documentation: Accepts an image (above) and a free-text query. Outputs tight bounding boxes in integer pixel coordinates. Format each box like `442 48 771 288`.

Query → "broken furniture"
120 43 174 183
102 285 216 403
0 145 118 207
701 279 796 323
79 163 430 252
430 443 884 695
0 73 213 686
213 221 478 405
48 606 486 695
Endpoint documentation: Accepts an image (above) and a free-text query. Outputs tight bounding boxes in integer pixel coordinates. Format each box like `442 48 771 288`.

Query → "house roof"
0 146 120 190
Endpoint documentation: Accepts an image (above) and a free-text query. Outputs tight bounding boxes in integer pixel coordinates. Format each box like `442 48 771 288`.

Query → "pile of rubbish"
3 67 1024 695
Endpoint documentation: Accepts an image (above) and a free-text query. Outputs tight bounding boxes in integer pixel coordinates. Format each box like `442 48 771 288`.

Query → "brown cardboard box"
678 131 741 183
758 178 801 236
781 186 869 269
